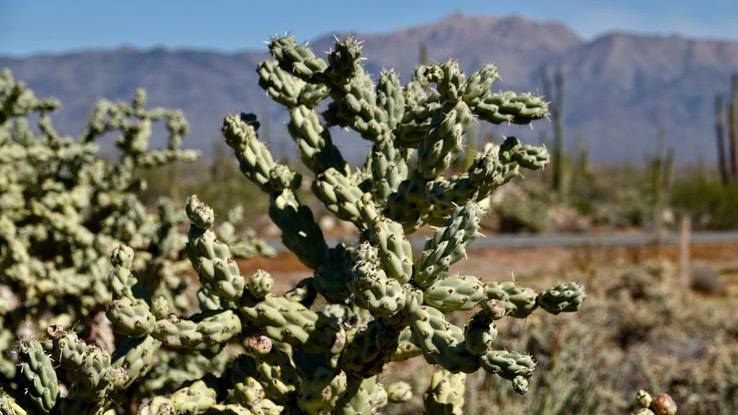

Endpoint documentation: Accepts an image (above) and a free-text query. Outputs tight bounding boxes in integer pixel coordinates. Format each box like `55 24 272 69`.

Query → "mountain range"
2 12 738 163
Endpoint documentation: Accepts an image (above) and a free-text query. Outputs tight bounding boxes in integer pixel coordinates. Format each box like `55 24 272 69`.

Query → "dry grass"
235 241 738 414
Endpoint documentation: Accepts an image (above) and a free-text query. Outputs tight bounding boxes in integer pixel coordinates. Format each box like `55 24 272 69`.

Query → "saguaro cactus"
714 93 729 184
540 65 566 196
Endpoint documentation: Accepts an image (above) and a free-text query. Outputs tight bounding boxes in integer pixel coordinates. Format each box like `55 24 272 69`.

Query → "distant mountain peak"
2 14 738 162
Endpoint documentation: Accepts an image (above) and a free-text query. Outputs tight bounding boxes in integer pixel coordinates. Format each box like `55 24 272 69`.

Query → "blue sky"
1 1 738 56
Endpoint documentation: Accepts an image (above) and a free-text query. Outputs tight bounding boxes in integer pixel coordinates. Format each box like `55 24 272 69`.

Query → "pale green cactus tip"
536 282 586 314
386 381 412 403
636 390 653 408
222 112 260 151
632 390 678 415
247 269 273 299
186 194 215 229
109 244 135 268
269 164 301 191
423 369 466 415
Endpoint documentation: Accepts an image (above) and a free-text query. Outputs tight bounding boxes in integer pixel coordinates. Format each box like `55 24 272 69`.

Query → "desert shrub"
490 180 552 233
440 259 738 415
670 178 738 230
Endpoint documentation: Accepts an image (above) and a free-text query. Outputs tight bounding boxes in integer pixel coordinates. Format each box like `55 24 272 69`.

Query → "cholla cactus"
1 33 585 414
0 69 273 412
182 35 579 413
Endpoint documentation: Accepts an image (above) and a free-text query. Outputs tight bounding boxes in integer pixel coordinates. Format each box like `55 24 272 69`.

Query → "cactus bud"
651 393 677 415
245 335 273 357
386 381 412 403
247 270 274 299
537 282 586 314
636 390 653 408
186 195 215 230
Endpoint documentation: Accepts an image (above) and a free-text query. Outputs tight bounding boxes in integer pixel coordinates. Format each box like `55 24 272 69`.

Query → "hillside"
2 13 738 162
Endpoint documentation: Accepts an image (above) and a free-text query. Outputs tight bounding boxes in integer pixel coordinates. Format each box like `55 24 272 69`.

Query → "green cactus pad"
423 274 486 312
154 310 242 350
289 105 348 174
185 194 215 230
423 368 466 415
366 218 414 283
106 297 156 337
479 349 536 386
349 243 407 317
536 282 587 314
247 269 274 300
269 189 328 268
297 366 349 414
313 167 366 225
386 381 412 403
409 306 479 373
222 113 276 193
463 310 498 356
111 335 162 389
486 281 539 318
268 35 328 81
413 202 484 288
342 318 399 377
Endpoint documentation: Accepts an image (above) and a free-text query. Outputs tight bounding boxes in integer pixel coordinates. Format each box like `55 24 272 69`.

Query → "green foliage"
565 164 659 229
670 178 738 230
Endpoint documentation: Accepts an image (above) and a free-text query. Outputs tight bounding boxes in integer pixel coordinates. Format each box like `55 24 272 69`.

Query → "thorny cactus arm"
424 368 467 415
17 339 59 414
0 69 58 125
223 113 330 268
184 195 245 302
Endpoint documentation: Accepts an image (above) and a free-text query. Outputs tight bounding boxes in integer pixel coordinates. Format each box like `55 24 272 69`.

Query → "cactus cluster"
0 69 273 412
0 34 585 414
221 35 581 413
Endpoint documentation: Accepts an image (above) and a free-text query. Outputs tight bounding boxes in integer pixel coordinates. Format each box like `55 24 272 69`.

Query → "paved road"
455 231 738 250
266 231 738 253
